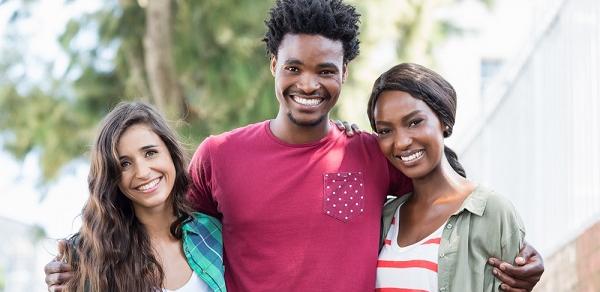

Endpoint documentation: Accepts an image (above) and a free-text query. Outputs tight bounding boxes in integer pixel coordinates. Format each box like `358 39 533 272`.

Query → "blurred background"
0 0 598 291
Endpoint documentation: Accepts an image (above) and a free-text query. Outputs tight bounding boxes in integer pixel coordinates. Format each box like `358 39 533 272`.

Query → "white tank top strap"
163 272 212 292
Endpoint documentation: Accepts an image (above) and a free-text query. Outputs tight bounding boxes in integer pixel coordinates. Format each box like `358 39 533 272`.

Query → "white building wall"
457 0 600 255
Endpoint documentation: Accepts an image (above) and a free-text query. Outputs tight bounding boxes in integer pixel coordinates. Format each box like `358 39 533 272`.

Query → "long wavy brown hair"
65 102 193 291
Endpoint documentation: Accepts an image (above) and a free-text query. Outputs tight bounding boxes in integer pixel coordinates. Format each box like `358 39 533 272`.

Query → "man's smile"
291 95 325 107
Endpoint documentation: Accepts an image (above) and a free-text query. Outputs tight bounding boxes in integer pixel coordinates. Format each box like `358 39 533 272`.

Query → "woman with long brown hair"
63 102 225 291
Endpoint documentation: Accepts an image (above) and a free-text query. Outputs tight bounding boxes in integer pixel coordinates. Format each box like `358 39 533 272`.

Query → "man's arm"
187 138 220 217
44 240 73 292
488 241 544 291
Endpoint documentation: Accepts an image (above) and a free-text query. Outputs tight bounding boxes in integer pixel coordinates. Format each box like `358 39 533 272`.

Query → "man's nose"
297 73 320 94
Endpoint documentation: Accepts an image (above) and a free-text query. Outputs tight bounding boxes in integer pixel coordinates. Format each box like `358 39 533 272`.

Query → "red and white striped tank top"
376 204 445 292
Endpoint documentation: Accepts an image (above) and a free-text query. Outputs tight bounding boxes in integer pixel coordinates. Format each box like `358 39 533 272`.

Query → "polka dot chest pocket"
323 172 365 222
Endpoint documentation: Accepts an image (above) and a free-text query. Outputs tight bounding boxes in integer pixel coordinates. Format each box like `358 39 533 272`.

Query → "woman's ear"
443 124 451 137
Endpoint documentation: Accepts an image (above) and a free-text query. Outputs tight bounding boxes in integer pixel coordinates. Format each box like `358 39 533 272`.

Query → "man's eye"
320 70 335 75
285 66 299 72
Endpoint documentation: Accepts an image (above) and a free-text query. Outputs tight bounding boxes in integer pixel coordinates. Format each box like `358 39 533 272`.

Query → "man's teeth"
400 150 424 162
293 96 323 106
137 178 160 191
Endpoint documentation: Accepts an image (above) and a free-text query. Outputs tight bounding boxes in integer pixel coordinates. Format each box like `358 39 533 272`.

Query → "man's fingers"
333 120 344 130
45 271 73 286
44 260 71 275
516 241 535 265
48 284 66 292
489 253 544 279
342 121 353 136
500 257 544 278
499 283 527 292
488 257 501 267
44 260 72 286
493 268 533 289
333 120 358 136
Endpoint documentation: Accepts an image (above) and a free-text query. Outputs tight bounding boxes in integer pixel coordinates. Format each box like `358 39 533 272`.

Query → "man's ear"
342 63 349 83
270 54 277 77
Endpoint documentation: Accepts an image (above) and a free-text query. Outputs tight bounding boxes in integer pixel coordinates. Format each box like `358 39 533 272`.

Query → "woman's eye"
377 128 391 136
120 161 131 168
145 150 157 158
409 119 423 128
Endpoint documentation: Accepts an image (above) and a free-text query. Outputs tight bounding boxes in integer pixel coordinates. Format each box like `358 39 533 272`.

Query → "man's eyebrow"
317 62 339 70
283 59 303 65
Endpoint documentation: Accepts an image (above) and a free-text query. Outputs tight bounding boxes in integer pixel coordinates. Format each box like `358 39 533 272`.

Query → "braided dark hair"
263 0 361 63
367 63 466 177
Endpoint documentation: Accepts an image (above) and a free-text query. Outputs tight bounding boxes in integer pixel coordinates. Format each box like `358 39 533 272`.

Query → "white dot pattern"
323 172 365 222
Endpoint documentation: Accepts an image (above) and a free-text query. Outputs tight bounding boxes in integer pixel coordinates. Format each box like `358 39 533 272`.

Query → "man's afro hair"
263 0 361 63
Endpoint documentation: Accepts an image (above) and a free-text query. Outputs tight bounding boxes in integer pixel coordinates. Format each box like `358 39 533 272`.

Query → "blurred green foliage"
0 0 277 182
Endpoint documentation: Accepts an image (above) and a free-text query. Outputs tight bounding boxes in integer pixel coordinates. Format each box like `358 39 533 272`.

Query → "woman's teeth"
137 178 160 191
400 150 424 162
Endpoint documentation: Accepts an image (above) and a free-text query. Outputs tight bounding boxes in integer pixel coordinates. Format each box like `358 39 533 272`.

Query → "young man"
46 0 543 291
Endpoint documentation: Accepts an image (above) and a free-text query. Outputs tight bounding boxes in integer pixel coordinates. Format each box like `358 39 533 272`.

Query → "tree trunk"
124 42 151 101
143 0 187 120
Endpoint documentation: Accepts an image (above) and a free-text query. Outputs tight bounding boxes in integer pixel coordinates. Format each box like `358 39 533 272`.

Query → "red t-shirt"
188 121 411 291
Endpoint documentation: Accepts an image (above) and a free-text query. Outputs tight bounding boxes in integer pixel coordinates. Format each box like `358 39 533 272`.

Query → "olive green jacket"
380 186 526 292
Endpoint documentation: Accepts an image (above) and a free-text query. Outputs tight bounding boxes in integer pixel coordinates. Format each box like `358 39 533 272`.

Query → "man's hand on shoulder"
333 120 361 137
45 240 73 291
488 241 544 291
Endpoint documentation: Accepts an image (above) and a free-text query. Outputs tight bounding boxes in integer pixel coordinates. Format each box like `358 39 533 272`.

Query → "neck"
410 156 474 205
133 202 177 241
270 112 330 144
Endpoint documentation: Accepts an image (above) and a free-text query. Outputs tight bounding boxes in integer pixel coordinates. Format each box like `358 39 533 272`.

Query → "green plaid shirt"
182 212 226 292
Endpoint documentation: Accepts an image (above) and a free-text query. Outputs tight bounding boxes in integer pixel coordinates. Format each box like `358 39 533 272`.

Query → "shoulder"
192 121 267 159
340 130 388 161
470 186 525 234
383 194 411 216
203 121 267 147
346 131 379 147
185 212 222 232
182 213 223 257
382 194 411 226
473 186 519 217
